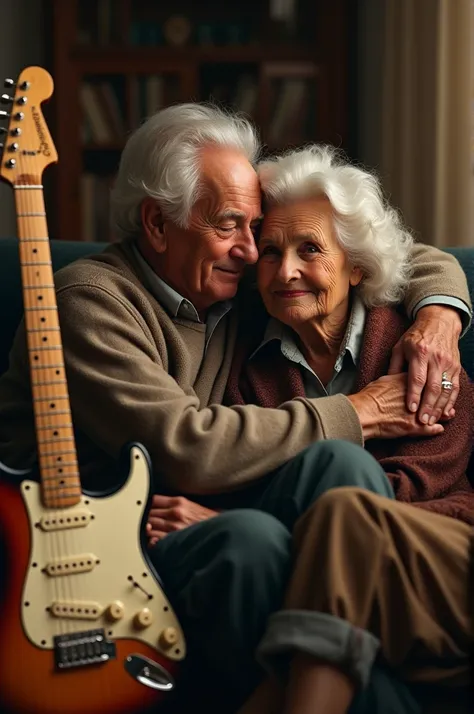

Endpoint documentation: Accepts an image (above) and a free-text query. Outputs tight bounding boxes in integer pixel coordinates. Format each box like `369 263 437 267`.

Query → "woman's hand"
348 373 447 441
146 494 219 547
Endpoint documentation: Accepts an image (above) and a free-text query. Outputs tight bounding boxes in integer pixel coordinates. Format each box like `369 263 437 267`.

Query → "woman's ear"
141 197 167 253
349 266 364 287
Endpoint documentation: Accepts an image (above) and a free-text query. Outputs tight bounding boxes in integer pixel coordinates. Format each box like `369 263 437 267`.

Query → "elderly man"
0 103 471 712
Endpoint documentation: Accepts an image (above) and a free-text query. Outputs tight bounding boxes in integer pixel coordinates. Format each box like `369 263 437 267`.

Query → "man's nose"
230 231 259 264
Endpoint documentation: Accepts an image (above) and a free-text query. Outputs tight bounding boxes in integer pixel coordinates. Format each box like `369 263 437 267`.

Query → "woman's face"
257 197 362 327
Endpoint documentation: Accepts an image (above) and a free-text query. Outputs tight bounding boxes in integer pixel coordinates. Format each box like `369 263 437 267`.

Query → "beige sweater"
0 240 470 495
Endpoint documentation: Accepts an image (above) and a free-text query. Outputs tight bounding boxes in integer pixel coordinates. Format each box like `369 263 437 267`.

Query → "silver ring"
441 371 453 392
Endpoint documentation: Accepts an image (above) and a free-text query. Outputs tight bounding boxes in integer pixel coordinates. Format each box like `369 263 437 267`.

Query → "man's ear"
141 197 167 253
349 266 364 287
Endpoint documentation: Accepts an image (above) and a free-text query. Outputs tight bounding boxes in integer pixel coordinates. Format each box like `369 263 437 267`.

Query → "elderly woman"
227 145 474 714
225 144 474 523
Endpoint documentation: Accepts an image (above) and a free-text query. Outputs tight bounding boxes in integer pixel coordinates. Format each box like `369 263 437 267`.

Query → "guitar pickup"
44 553 98 577
39 509 92 532
50 601 103 620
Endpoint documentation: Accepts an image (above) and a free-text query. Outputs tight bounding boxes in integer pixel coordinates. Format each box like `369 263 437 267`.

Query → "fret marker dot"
33 355 38 361
42 337 47 342
50 403 55 409
55 370 60 375
40 317 46 322
37 295 43 301
53 430 58 436
32 249 37 254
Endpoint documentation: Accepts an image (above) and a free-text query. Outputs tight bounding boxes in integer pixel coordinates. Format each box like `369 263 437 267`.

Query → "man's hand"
388 305 462 425
146 495 218 547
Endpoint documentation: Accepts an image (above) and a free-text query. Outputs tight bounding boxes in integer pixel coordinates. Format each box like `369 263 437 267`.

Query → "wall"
0 0 45 238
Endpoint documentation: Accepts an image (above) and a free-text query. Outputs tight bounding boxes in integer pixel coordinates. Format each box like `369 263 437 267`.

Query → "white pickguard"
20 445 186 661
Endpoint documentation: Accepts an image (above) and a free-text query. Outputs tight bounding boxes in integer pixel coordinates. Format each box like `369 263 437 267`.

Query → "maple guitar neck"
15 182 81 509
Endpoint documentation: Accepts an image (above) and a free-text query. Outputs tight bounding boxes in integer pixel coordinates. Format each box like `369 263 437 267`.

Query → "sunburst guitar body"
0 66 186 714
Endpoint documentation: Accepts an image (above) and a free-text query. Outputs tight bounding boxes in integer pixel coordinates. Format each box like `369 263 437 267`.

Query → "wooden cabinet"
48 0 349 242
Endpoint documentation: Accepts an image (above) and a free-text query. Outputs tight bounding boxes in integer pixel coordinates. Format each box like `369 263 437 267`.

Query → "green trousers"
150 440 416 713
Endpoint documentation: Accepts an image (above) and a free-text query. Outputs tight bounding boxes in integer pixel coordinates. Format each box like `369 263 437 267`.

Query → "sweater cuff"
305 394 364 447
257 610 380 690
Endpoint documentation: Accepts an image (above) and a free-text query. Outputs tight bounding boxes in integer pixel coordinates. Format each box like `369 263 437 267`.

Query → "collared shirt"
132 243 233 349
250 294 368 398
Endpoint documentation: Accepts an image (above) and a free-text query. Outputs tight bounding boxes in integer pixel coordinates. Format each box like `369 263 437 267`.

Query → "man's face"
148 147 262 314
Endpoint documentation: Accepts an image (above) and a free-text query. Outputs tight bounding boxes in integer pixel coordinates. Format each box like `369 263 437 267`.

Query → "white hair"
110 103 261 239
257 145 414 306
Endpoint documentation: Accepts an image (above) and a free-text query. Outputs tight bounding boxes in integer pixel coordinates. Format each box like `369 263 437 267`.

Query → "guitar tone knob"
105 601 125 622
159 627 178 650
134 608 153 629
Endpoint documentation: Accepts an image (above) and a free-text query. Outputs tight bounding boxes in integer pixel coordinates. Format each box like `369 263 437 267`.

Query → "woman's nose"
277 256 300 281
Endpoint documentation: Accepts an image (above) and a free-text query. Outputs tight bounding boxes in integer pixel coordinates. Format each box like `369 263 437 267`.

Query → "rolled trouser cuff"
256 610 381 689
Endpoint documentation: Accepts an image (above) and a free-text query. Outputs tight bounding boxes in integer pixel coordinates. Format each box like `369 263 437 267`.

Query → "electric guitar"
0 66 186 714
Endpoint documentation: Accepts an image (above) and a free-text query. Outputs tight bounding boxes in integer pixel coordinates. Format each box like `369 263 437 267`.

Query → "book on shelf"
81 81 127 144
80 83 114 144
80 173 116 242
268 78 308 145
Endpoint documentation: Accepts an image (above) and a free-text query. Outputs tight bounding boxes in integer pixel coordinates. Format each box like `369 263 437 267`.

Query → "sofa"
0 239 473 714
0 238 473 379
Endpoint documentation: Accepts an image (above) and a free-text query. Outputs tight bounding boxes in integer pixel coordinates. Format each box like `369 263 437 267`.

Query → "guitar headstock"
0 66 58 187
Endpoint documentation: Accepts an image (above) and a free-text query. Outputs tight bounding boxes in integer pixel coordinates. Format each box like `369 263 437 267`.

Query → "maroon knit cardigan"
225 304 474 524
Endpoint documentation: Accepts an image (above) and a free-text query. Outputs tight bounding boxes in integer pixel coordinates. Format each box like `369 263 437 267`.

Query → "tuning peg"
4 78 14 89
0 127 6 135
1 94 14 105
0 110 10 119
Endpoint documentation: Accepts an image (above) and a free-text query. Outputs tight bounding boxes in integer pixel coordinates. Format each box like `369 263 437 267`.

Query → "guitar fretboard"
15 178 81 509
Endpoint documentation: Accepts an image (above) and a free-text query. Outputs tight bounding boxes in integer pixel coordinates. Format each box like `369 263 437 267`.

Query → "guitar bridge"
54 628 116 670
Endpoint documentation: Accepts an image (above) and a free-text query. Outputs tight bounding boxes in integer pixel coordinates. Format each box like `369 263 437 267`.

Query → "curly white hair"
257 145 414 306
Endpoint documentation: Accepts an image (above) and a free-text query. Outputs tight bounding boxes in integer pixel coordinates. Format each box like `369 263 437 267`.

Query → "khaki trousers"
240 488 471 714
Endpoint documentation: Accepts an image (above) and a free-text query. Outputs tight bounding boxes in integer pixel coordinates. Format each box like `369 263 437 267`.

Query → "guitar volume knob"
159 627 178 650
133 608 153 629
105 601 125 622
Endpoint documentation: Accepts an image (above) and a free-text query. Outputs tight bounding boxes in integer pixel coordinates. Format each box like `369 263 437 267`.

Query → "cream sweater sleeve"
51 284 362 494
404 243 472 317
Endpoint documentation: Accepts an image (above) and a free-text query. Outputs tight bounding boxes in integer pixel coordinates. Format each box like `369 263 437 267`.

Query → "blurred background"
0 0 473 247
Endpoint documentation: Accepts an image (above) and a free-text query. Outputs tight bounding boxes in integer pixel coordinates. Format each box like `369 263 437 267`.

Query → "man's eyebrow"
216 210 246 220
216 210 264 222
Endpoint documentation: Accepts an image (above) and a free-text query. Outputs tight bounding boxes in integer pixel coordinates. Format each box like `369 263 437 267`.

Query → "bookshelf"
47 0 350 243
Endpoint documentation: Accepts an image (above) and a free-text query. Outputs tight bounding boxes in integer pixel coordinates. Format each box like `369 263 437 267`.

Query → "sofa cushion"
0 239 473 380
